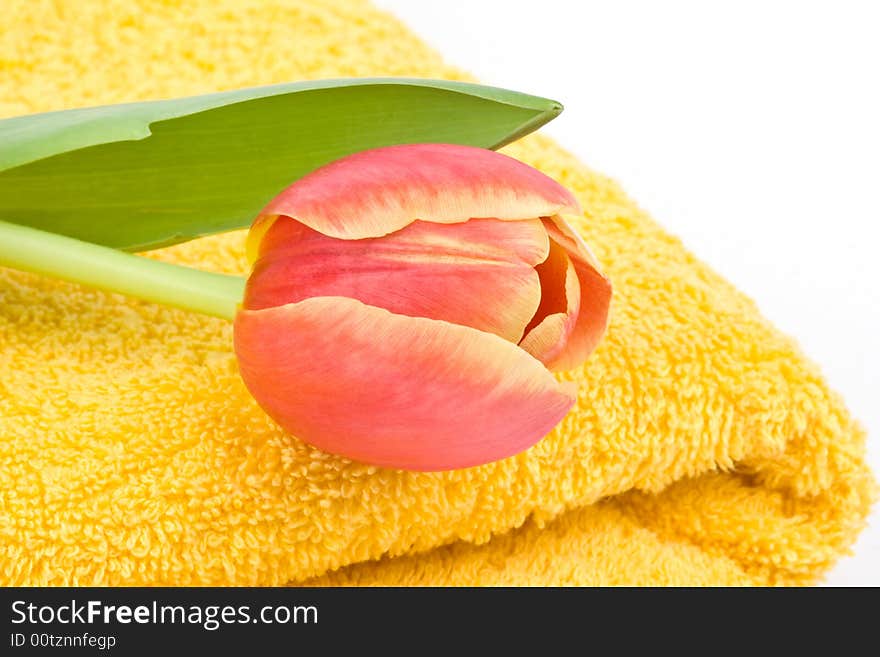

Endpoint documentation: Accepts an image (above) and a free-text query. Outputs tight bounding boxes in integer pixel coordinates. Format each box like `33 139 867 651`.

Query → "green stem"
0 221 245 320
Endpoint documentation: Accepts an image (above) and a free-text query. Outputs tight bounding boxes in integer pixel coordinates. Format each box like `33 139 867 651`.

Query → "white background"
376 0 879 585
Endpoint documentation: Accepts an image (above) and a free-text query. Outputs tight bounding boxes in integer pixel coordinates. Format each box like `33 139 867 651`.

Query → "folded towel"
0 0 873 586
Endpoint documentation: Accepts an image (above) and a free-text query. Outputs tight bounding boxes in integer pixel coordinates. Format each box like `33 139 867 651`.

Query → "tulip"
0 143 610 472
234 144 611 470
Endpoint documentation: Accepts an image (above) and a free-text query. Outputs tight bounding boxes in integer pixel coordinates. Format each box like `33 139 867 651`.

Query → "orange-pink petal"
233 296 576 471
247 143 581 250
519 239 581 366
245 216 549 343
536 216 612 371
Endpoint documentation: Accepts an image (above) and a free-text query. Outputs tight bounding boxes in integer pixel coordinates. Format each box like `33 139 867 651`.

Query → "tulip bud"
234 144 611 470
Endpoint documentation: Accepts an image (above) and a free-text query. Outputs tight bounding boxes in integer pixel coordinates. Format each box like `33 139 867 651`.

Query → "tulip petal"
245 216 549 343
247 143 581 251
536 216 612 371
234 296 576 471
519 239 581 366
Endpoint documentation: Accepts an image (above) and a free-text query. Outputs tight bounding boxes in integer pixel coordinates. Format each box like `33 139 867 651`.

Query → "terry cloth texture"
0 0 874 586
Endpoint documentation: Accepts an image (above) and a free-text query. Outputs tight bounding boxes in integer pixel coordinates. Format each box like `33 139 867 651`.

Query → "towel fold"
0 0 873 586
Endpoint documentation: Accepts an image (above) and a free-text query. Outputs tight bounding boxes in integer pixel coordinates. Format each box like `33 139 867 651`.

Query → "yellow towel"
0 0 874 587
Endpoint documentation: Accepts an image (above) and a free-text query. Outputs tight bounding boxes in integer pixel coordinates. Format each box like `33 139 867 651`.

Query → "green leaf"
0 78 562 252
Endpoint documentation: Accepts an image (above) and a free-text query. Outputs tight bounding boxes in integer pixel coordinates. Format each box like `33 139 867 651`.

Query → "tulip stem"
0 221 244 320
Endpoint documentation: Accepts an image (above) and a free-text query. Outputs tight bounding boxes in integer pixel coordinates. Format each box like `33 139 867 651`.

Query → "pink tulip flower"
234 144 611 471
